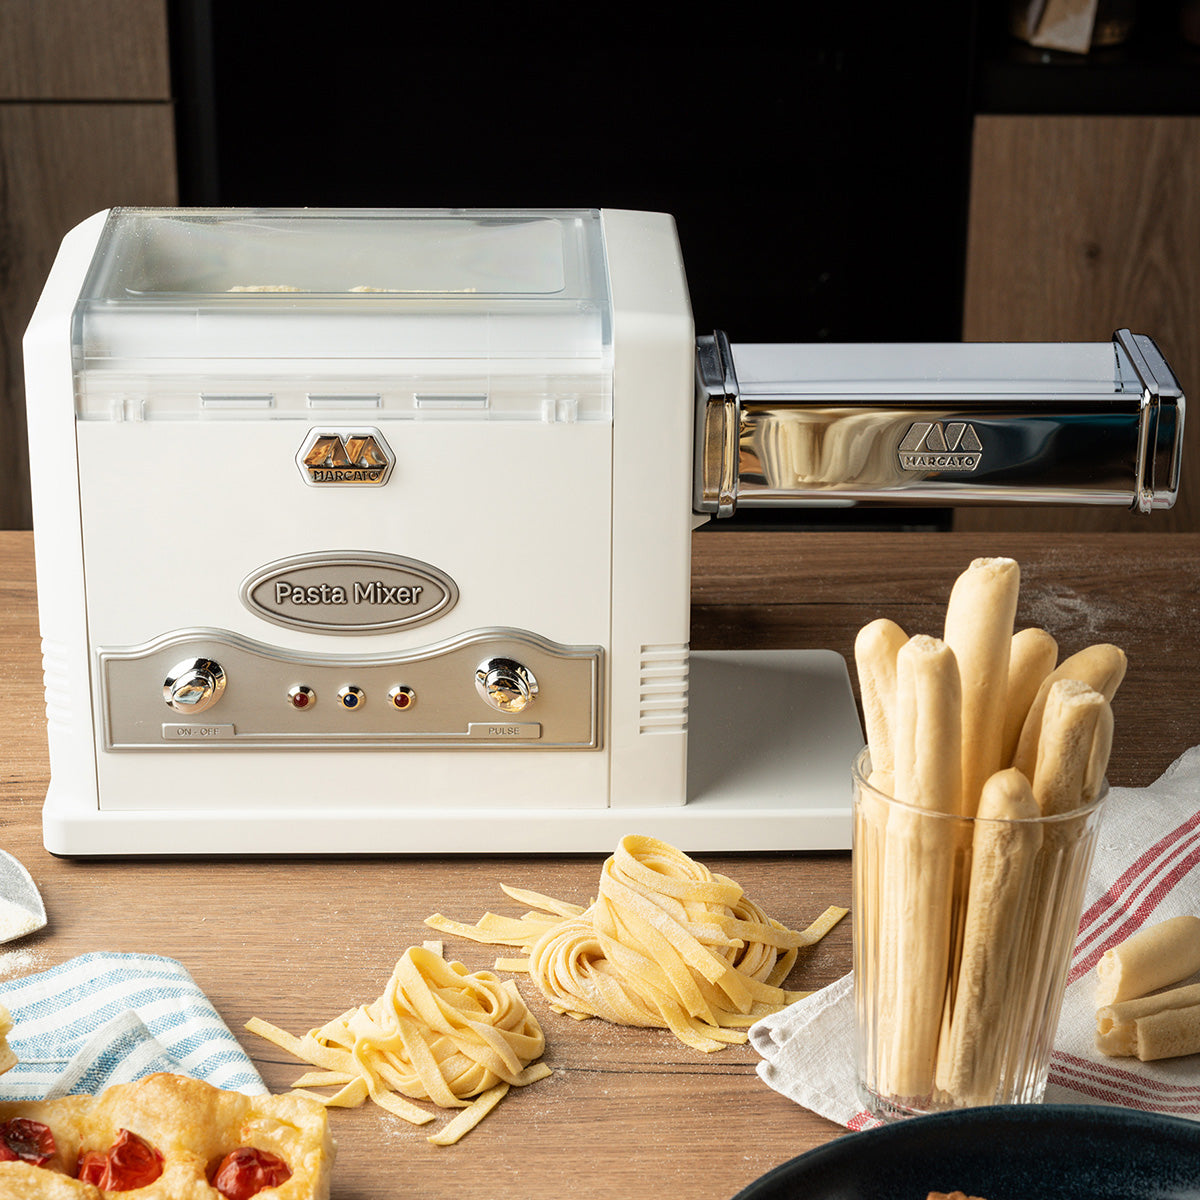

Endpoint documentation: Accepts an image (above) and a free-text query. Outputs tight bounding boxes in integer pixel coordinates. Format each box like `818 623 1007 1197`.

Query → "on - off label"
162 723 235 739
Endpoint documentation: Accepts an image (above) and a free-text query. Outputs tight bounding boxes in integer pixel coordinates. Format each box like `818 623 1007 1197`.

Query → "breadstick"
936 768 1042 1105
1096 982 1200 1056
943 557 1020 817
855 618 908 775
1000 627 1058 767
1012 643 1126 780
867 768 894 792
1003 679 1113 1085
1095 915 1200 1007
892 635 964 817
1030 679 1112 817
877 635 962 1101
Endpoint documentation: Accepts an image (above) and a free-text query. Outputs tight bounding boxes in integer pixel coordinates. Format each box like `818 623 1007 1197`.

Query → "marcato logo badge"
898 421 983 472
297 428 395 486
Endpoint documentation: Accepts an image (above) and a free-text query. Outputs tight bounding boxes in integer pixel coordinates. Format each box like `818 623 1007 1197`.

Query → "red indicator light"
388 685 416 711
288 685 316 710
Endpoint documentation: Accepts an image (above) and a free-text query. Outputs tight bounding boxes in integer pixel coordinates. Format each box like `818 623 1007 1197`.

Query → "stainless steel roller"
695 328 1184 517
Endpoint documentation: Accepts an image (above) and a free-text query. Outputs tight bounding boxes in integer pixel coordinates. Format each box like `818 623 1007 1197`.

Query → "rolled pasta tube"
1095 915 1200 1007
1012 643 1126 779
877 635 962 1101
936 768 1043 1105
943 557 1020 817
1000 627 1058 768
1129 1004 1200 1061
1030 679 1113 817
855 618 908 775
1096 982 1200 1056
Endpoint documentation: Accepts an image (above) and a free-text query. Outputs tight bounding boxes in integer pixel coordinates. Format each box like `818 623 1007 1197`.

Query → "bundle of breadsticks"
855 556 1123 1108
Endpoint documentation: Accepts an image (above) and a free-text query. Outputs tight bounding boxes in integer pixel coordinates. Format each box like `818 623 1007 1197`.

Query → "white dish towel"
750 745 1200 1129
0 951 266 1100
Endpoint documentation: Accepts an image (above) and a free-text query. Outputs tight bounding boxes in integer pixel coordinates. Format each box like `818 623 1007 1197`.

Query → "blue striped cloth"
0 952 265 1100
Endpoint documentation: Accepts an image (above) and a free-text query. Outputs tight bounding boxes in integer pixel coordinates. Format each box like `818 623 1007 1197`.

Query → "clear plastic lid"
72 208 614 420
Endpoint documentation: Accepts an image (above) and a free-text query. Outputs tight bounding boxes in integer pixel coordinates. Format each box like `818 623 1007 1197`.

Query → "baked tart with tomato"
0 1073 333 1198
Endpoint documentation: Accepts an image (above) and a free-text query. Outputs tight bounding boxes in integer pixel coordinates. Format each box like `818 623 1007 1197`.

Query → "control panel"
99 627 602 750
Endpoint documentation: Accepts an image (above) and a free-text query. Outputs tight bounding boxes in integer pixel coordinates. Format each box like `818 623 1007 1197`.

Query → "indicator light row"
287 684 415 712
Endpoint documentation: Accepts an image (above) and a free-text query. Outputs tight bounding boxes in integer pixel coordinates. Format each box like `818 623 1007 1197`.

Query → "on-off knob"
475 657 538 714
163 658 226 714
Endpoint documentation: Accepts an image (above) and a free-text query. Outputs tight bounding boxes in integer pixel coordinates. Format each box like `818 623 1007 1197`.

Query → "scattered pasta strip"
247 944 550 1144
426 1081 510 1146
427 834 847 1053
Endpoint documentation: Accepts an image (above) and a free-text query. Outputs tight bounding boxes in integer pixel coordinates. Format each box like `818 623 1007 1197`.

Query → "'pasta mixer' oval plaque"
239 552 459 634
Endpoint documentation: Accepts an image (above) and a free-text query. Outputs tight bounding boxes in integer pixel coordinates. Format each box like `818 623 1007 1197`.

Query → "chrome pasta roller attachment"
695 327 1183 517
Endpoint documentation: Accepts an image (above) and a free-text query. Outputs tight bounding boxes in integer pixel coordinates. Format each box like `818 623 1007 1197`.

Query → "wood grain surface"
0 0 170 100
0 103 177 528
1 530 1197 1199
961 114 1200 533
0 0 175 530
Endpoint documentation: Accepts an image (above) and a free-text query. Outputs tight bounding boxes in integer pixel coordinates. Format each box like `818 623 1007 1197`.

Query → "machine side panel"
23 210 110 840
601 209 695 809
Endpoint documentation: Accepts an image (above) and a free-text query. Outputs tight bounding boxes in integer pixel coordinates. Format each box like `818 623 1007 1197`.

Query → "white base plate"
43 649 862 856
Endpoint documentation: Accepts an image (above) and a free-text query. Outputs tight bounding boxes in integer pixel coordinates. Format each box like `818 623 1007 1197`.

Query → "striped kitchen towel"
750 744 1200 1127
0 952 266 1101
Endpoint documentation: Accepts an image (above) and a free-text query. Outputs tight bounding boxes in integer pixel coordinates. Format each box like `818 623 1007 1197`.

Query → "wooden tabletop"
1 529 1197 1200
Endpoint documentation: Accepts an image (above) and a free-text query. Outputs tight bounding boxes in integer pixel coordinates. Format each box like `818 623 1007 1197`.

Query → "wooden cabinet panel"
0 104 177 528
959 114 1200 533
0 0 170 100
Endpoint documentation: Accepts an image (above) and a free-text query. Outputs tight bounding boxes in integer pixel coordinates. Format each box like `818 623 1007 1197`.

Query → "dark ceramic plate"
732 1105 1200 1200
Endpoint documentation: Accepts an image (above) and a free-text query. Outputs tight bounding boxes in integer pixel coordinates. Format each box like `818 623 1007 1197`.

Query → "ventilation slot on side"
638 645 688 735
41 638 75 732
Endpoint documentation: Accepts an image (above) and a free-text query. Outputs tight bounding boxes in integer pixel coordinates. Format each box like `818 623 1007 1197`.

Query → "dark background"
171 3 1198 343
170 7 983 346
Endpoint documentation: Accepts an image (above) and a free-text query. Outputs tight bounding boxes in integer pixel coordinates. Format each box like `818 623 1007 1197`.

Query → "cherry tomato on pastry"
210 1146 292 1199
76 1128 164 1190
0 1117 56 1166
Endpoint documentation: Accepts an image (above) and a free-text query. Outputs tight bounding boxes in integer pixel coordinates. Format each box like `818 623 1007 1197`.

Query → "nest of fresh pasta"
427 834 846 1053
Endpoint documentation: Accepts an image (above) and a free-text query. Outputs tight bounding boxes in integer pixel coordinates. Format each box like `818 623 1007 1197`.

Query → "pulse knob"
163 658 227 714
475 657 538 714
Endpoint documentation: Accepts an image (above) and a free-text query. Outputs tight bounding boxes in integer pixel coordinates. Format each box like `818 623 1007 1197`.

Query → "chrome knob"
475 657 538 714
163 658 226 714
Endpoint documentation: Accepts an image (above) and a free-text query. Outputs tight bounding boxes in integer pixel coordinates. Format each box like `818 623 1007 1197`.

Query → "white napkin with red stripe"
750 745 1200 1127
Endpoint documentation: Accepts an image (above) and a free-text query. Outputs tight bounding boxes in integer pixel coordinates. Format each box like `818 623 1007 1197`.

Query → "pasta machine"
23 208 1183 854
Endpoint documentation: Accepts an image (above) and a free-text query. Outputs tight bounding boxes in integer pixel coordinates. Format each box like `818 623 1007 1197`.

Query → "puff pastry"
0 1073 334 1199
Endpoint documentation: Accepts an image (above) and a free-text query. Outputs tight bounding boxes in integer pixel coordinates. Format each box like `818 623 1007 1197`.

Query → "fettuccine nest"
247 944 550 1144
428 834 846 1052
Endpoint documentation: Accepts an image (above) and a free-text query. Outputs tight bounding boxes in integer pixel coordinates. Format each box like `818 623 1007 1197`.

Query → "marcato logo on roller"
898 421 983 471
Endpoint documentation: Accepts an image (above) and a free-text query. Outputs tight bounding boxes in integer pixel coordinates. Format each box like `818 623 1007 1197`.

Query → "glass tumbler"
852 747 1107 1121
